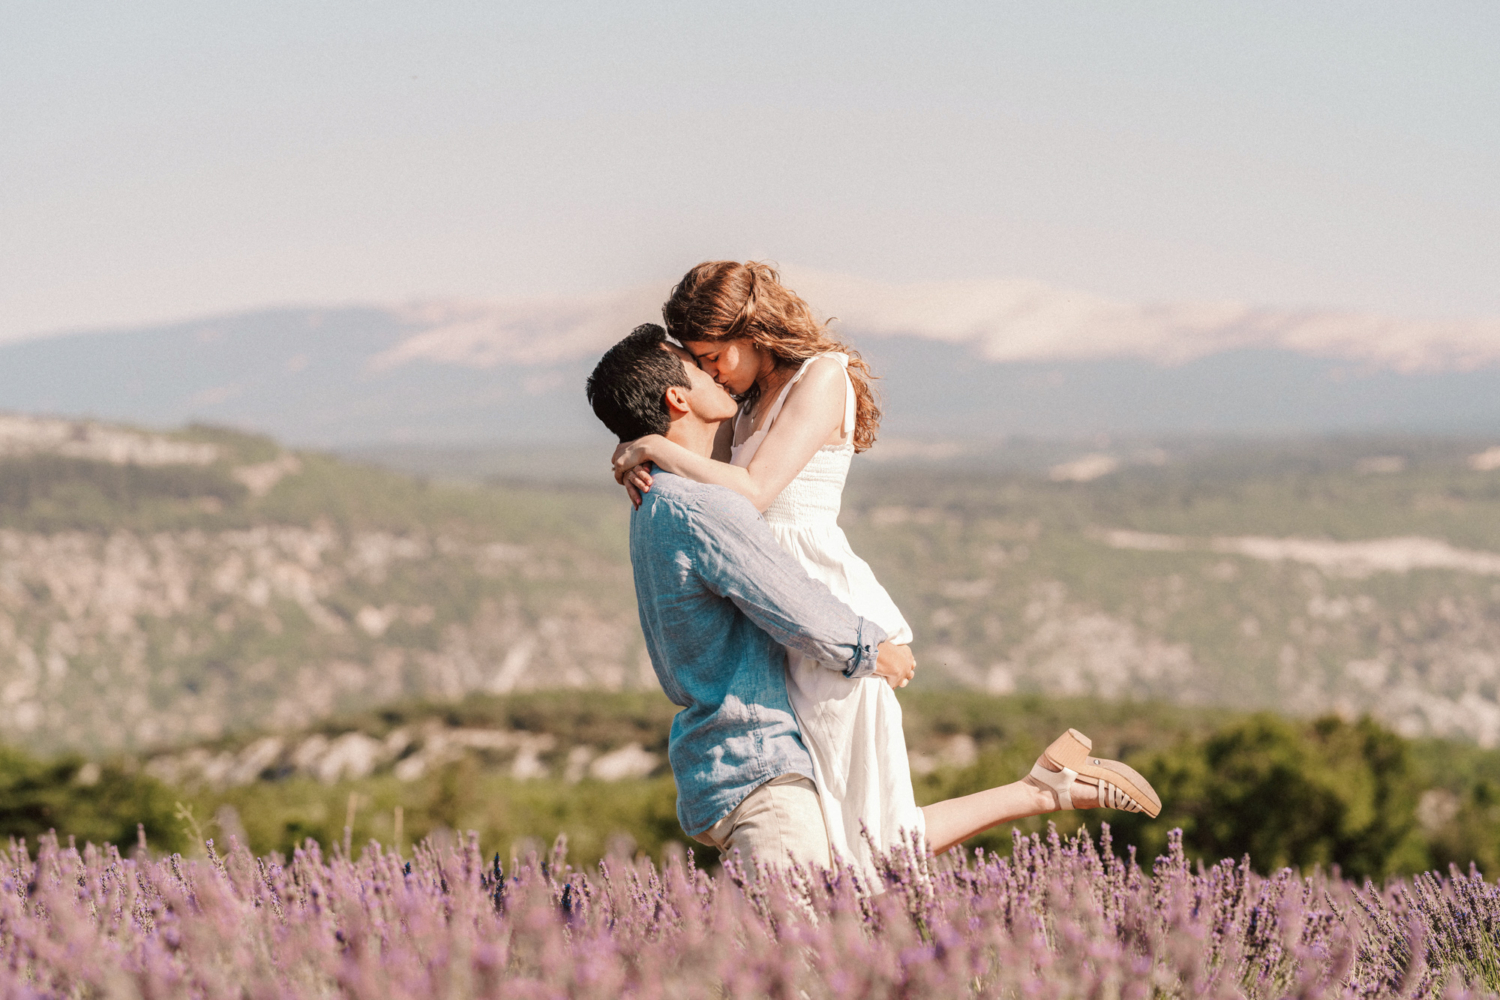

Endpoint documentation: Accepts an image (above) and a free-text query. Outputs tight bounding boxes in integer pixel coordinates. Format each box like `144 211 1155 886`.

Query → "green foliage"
0 747 184 853
897 691 1234 759
259 452 629 546
1106 714 1429 879
895 695 1477 879
207 771 684 867
0 455 249 532
321 690 679 754
1427 782 1500 877
902 691 1234 860
6 690 1500 877
176 424 282 464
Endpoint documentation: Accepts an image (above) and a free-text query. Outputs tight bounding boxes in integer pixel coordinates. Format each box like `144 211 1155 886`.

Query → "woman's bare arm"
616 404 738 507
612 357 848 512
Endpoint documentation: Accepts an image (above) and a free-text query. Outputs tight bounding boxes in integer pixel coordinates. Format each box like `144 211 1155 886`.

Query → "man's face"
664 344 739 423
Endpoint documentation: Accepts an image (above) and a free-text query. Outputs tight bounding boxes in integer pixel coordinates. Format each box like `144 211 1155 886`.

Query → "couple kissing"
586 261 1161 882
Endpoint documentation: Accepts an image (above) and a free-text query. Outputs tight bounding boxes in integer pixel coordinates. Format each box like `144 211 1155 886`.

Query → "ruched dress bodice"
762 444 852 528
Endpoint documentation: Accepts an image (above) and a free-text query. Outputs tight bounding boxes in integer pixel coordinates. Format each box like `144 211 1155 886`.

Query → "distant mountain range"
4 274 1499 446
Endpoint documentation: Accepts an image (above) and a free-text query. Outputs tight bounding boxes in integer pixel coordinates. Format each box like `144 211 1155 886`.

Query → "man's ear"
663 384 692 418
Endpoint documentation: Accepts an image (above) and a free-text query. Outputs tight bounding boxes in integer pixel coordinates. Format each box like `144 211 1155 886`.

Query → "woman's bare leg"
920 761 1100 855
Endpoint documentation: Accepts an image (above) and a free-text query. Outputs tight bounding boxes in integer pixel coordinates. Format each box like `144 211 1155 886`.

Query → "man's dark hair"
586 323 693 441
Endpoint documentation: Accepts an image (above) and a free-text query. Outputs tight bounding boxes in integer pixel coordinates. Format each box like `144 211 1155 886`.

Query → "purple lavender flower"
0 826 1495 996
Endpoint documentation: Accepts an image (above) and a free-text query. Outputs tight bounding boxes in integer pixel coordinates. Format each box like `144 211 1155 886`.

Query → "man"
586 324 1161 868
586 323 914 867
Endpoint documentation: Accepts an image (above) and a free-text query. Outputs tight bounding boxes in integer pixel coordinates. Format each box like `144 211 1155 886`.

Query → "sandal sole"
1044 728 1162 818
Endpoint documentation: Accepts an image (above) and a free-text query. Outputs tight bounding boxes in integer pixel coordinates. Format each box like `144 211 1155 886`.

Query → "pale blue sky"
3 1 1497 337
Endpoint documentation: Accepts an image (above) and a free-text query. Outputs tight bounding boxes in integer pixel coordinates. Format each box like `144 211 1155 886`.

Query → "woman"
613 262 1159 876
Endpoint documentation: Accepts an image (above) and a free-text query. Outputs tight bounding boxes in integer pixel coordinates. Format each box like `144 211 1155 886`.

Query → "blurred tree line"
0 748 186 854
4 693 1500 880
1107 715 1428 878
909 705 1500 881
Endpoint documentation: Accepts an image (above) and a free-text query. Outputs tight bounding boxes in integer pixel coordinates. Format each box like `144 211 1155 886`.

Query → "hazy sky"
4 1 1498 339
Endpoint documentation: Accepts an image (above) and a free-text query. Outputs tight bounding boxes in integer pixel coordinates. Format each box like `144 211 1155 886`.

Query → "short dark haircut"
586 324 693 441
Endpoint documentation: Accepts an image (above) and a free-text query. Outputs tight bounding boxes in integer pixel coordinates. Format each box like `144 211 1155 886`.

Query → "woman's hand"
874 642 916 689
612 436 663 483
621 463 653 509
612 437 661 508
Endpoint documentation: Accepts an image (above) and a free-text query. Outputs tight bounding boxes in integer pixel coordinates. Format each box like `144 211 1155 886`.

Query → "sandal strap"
1028 761 1079 810
1098 781 1145 813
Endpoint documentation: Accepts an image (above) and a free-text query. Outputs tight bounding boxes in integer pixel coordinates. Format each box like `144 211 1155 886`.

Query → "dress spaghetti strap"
731 353 853 467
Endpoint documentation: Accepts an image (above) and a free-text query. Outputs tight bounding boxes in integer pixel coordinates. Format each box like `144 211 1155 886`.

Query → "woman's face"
680 338 765 396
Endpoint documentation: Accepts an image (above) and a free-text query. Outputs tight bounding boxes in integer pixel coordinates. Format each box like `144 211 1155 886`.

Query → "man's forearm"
745 598 885 678
697 499 888 674
693 488 888 677
729 593 885 677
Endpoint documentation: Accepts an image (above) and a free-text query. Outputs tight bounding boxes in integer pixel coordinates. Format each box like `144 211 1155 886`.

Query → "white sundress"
731 352 925 881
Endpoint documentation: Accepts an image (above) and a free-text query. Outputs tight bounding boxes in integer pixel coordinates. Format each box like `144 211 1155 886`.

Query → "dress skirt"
768 517 925 883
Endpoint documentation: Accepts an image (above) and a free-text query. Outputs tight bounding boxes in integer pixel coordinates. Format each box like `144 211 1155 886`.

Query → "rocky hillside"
0 416 643 755
6 416 1500 754
840 436 1500 747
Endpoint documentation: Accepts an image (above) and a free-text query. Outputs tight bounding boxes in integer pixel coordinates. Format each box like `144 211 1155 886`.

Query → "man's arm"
688 490 888 678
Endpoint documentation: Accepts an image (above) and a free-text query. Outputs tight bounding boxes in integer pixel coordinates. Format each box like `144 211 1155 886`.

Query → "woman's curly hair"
661 261 882 452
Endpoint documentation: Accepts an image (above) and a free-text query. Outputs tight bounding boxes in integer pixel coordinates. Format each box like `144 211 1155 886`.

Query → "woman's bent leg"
920 778 1075 855
920 729 1160 854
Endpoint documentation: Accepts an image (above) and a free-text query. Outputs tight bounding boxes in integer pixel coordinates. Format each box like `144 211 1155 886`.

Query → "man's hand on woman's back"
874 642 915 689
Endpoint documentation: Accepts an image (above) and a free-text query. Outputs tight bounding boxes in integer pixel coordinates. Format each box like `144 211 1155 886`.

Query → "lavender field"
4 825 1499 999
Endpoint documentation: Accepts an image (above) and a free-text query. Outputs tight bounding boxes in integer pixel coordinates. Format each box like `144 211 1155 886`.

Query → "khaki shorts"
693 773 831 869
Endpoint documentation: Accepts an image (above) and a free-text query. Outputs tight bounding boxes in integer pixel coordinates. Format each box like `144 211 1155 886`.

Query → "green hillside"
0 416 642 755
840 436 1500 745
4 416 1500 760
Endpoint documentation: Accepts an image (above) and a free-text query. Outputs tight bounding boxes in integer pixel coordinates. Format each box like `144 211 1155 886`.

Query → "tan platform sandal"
1028 728 1162 818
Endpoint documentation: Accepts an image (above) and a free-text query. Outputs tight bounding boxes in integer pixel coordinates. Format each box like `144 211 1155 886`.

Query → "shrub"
0 746 184 853
1110 713 1429 879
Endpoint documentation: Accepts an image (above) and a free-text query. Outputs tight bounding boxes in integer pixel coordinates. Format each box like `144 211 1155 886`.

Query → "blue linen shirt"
629 468 887 836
